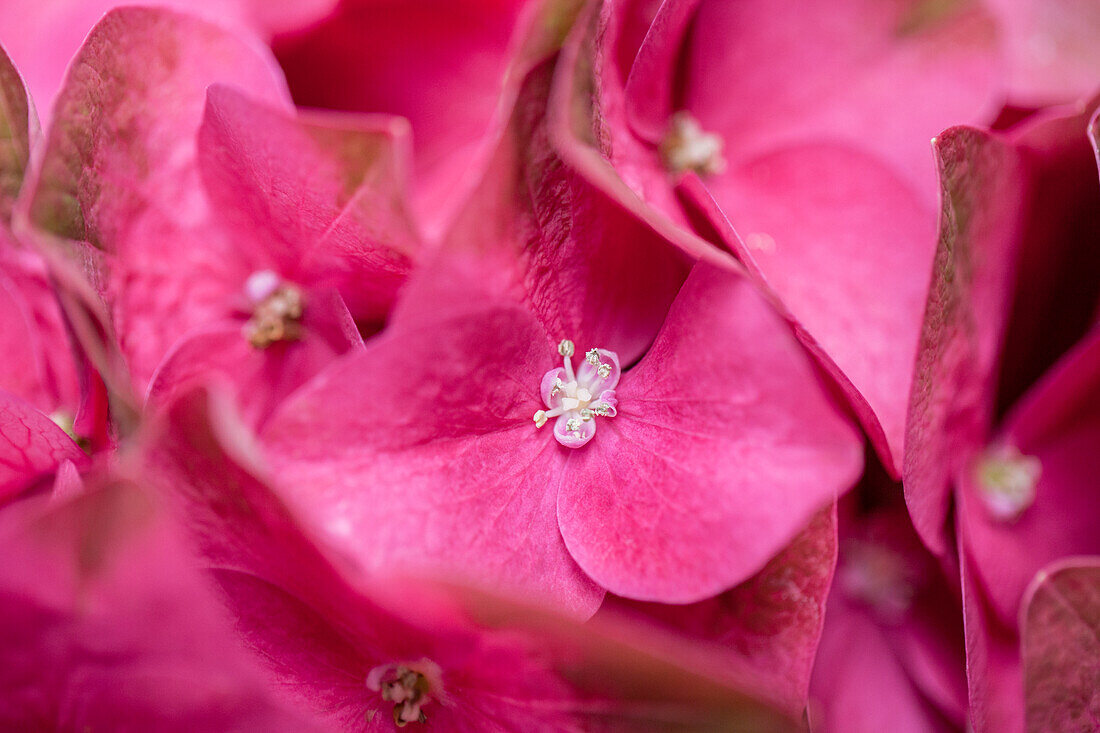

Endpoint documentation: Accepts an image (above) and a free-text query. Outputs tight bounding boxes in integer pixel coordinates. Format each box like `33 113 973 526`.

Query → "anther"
975 445 1041 521
558 339 575 358
242 271 305 349
660 111 727 177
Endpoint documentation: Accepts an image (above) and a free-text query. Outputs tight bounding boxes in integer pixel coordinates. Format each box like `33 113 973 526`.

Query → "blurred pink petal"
985 0 1100 105
0 478 326 731
272 0 546 238
0 0 338 127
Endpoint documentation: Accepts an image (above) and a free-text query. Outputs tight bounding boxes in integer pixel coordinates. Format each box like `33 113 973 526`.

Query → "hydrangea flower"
21 7 418 427
249 47 863 611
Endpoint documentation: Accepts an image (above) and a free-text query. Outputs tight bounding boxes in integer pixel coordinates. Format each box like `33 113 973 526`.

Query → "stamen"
533 339 620 448
975 445 1041 521
366 660 444 728
660 111 727 177
242 271 305 349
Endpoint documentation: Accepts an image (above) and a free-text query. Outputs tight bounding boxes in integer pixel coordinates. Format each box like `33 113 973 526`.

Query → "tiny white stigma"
659 111 727 177
534 338 620 448
367 660 445 727
242 271 305 349
975 445 1041 522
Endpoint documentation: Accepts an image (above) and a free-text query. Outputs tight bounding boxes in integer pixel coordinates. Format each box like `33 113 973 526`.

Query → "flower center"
659 111 727 177
242 270 304 349
839 540 915 622
533 339 619 448
975 445 1041 521
366 659 444 727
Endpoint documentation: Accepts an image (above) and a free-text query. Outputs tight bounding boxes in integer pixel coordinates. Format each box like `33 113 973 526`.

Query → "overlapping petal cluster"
0 1 1096 731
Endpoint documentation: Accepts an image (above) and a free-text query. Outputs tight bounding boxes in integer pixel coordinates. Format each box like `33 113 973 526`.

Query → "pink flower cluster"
0 1 1096 731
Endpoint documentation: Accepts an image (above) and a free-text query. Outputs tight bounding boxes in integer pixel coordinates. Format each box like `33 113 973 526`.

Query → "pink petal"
1020 558 1100 731
272 0 539 238
261 306 604 616
0 479 325 731
957 326 1100 629
903 127 1029 554
984 0 1100 105
0 390 86 504
689 144 935 475
23 7 292 390
608 505 838 715
557 264 863 602
198 84 418 322
0 0 336 129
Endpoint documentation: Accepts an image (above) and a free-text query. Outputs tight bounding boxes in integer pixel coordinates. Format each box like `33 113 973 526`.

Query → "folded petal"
558 264 863 602
904 127 1029 554
23 7 291 390
549 0 738 268
1021 558 1100 732
262 306 604 615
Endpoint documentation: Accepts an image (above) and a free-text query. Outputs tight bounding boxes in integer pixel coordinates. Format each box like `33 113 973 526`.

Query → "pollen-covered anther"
659 111 727 177
975 445 1041 521
242 270 305 349
366 660 444 727
533 338 620 448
